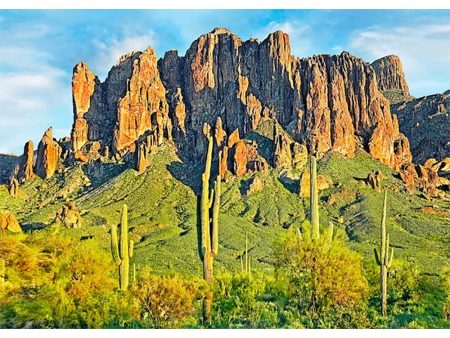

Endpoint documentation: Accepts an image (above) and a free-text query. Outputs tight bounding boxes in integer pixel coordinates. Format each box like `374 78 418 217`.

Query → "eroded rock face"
35 128 62 179
19 140 34 182
135 132 158 173
66 28 414 176
232 140 248 177
71 62 98 152
114 48 170 152
392 92 450 164
371 55 410 103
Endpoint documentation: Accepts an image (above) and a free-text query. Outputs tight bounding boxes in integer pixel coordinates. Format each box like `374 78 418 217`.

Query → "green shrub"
0 233 131 328
212 271 279 328
274 228 369 328
130 269 203 328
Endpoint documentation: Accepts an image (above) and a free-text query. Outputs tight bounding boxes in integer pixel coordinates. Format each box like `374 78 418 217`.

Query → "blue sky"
1 9 450 154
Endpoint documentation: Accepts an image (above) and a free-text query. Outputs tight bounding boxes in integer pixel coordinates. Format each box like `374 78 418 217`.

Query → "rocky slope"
392 91 450 164
371 55 449 167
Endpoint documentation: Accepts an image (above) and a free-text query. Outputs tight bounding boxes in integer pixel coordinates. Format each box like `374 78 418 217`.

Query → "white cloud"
0 46 70 154
92 33 157 79
256 20 311 57
349 23 450 97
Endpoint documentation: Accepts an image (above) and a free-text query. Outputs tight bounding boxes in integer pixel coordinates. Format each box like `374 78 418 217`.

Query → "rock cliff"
371 55 410 103
392 91 450 164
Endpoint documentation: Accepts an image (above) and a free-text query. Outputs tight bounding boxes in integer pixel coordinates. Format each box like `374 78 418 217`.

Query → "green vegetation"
0 125 448 328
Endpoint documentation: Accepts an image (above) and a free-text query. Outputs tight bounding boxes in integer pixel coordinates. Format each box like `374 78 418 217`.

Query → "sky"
1 9 450 154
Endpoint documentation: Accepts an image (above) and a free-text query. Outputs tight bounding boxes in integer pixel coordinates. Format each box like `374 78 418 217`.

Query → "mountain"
0 28 449 277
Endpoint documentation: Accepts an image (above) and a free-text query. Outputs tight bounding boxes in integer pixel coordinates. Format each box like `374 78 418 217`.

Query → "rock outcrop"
8 178 19 197
273 122 308 170
71 62 98 152
398 158 450 198
56 202 82 228
371 55 411 103
18 140 34 182
70 48 172 161
299 170 333 198
392 91 450 164
366 170 385 192
35 127 62 179
114 48 171 152
0 211 22 233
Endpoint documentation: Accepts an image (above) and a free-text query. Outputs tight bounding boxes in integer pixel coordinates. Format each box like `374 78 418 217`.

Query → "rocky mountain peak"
60 29 419 180
371 55 411 103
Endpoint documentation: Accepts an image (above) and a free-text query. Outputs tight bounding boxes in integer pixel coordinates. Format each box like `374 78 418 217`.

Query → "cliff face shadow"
166 160 202 194
0 154 20 183
81 161 129 189
278 176 299 194
244 131 274 167
21 222 47 233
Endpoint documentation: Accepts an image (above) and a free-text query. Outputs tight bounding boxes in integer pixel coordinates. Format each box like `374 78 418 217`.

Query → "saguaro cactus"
200 130 221 324
111 204 134 290
374 190 394 316
310 156 320 240
243 233 251 275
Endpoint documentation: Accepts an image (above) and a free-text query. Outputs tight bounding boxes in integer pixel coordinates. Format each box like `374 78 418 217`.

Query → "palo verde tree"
374 190 394 317
200 125 222 324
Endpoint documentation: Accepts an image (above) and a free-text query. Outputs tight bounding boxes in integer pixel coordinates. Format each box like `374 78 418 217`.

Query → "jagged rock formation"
8 178 19 197
157 29 412 171
71 62 98 152
399 158 450 198
0 211 22 233
392 92 450 164
114 48 171 152
18 140 34 182
273 122 308 169
35 127 62 179
371 55 411 103
366 170 385 192
70 48 172 161
22 28 416 180
56 202 82 228
135 132 158 173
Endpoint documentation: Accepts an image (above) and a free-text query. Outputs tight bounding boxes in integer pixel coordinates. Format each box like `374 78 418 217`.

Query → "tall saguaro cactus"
374 190 394 316
111 204 134 290
200 131 221 324
310 156 320 240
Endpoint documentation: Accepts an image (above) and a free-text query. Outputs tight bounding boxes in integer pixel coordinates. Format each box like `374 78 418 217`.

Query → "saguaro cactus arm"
120 205 129 260
129 240 134 258
310 156 320 240
211 176 220 256
110 223 121 264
